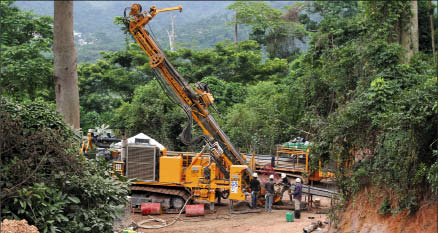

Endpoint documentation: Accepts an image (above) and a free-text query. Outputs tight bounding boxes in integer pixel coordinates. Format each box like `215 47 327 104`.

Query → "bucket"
141 203 162 215
185 204 205 217
286 211 294 222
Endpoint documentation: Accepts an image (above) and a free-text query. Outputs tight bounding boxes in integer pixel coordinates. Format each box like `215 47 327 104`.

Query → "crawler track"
131 185 191 202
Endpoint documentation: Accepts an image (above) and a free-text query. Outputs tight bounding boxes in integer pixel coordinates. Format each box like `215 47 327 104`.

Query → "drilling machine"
113 3 258 211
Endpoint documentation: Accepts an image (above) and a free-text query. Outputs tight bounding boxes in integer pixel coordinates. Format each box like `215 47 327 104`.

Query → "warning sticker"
231 181 238 193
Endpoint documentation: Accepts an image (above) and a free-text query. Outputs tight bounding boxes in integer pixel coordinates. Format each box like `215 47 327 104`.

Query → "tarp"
114 133 165 150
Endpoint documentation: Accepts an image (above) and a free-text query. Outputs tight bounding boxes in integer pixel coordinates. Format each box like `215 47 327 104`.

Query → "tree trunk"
53 1 80 129
234 9 238 42
410 0 419 53
429 0 436 63
401 0 419 63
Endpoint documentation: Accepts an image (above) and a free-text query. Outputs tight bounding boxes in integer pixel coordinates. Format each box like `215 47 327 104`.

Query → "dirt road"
134 208 327 233
118 197 331 233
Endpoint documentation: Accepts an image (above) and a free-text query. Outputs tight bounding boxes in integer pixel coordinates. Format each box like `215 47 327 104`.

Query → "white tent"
114 133 165 150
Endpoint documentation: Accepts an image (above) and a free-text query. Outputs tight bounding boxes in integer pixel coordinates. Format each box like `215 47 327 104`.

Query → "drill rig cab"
113 3 255 211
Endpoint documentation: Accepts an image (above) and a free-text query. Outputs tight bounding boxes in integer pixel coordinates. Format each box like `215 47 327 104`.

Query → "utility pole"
167 15 176 51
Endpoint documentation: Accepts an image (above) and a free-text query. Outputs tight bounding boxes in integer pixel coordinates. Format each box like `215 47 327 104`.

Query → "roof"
114 133 165 150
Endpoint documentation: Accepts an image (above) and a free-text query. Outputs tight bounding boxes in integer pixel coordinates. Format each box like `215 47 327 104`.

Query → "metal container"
141 203 162 215
185 204 204 217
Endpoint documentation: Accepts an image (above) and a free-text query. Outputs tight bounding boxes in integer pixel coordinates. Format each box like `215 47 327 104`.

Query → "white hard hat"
269 174 274 179
281 173 286 178
253 173 258 178
295 178 301 183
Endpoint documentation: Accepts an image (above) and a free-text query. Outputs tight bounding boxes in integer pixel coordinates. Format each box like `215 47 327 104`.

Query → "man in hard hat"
293 178 303 219
279 173 292 203
249 173 261 209
265 174 275 213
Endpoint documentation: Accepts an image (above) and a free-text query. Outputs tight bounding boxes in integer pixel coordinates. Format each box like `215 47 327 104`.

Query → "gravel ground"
114 194 333 233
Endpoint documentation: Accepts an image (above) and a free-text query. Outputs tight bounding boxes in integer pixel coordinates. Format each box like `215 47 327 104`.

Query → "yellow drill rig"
113 3 258 211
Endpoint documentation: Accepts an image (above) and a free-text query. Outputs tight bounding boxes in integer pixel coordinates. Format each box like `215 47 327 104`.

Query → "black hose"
94 142 111 148
96 138 121 143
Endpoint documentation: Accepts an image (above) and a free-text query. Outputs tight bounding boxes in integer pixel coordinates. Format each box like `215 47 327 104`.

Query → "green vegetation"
228 1 308 60
1 0 437 229
0 0 54 101
0 98 129 232
295 1 438 214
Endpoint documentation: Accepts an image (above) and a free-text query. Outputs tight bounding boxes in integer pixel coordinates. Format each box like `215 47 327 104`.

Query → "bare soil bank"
328 187 437 233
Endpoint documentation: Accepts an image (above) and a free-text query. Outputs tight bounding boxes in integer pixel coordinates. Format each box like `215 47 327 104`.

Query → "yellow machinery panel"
159 156 183 183
229 165 247 201
189 165 203 181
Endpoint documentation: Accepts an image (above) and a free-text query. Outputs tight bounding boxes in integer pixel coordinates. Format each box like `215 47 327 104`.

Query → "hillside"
15 1 296 63
329 187 437 233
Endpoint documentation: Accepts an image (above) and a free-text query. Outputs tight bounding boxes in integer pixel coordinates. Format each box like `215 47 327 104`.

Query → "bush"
0 97 129 233
377 197 391 216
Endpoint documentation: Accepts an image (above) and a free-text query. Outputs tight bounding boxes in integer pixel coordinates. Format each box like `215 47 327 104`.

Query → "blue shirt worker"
293 178 303 219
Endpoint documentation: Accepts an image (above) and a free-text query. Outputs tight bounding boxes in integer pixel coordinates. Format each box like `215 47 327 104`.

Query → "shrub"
377 197 391 216
0 97 129 233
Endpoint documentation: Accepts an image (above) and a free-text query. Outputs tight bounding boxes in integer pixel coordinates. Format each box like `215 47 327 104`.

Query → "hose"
134 199 264 229
135 195 192 229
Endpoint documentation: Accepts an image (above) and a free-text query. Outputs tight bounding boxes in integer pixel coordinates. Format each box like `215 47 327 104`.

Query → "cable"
135 195 192 229
134 199 265 229
178 214 232 222
148 24 166 55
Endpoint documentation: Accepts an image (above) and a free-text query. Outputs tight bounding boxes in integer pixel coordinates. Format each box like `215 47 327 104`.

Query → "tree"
77 43 152 130
111 81 186 151
224 81 303 153
0 97 129 232
168 40 288 83
198 76 246 114
428 0 435 63
53 1 80 129
234 9 238 42
365 1 419 62
400 0 419 61
0 1 53 101
289 1 438 212
228 1 308 59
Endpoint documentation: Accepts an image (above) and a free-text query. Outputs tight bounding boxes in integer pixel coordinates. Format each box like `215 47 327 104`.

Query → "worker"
271 154 275 167
265 174 275 213
293 178 303 219
279 173 292 203
249 173 261 209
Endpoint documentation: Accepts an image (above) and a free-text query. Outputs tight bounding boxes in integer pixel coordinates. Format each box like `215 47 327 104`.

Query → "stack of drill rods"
290 184 338 199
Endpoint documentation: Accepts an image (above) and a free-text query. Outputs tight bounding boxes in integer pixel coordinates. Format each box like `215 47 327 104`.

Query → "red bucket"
185 204 204 217
141 203 162 215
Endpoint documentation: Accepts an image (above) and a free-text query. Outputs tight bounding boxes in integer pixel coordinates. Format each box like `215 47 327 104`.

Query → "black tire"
171 196 185 209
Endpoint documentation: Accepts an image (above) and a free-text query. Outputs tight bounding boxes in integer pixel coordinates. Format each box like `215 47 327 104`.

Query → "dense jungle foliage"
1 0 437 229
0 98 129 232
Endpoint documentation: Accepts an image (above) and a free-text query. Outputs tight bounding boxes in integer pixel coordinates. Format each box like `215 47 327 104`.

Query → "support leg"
217 192 221 205
229 200 234 212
